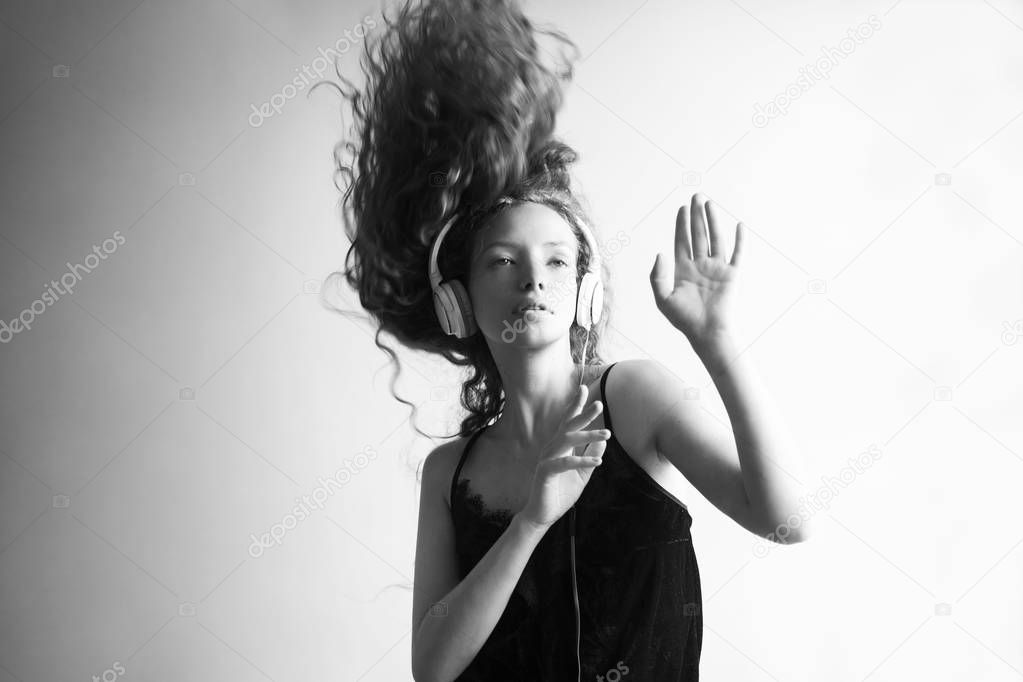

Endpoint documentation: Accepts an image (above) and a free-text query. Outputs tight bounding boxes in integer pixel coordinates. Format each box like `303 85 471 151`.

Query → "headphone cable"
571 330 590 682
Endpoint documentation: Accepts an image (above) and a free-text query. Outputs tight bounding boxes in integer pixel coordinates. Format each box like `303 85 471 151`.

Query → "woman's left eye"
553 259 569 267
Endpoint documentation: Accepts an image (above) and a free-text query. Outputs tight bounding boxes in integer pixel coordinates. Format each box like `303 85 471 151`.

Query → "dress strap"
450 427 488 506
599 362 619 432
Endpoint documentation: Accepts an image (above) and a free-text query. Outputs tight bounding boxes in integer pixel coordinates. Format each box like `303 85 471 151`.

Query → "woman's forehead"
474 202 576 249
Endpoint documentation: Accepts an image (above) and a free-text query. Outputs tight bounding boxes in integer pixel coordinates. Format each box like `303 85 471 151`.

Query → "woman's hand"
649 193 745 347
518 385 610 530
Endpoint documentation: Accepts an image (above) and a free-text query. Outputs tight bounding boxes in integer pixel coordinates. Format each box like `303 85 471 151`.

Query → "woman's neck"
486 357 600 454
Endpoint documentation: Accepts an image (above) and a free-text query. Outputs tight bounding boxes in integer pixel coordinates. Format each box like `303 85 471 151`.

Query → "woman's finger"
690 194 709 258
675 204 692 263
542 453 604 474
562 384 588 422
558 429 611 452
549 385 587 444
706 200 724 259
565 400 602 431
731 222 745 267
581 439 607 458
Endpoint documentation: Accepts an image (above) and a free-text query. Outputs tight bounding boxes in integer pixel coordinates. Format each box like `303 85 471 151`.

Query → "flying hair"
315 0 614 456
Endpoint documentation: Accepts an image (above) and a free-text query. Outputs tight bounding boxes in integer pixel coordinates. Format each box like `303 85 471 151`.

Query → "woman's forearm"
412 514 550 682
696 333 812 542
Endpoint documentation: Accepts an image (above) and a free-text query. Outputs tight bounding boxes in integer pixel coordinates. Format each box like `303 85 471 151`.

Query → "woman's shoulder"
426 433 474 511
596 358 664 402
588 359 644 406
594 359 665 466
584 361 616 393
574 360 645 426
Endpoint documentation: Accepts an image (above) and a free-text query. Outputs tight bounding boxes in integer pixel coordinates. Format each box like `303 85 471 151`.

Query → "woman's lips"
515 306 551 315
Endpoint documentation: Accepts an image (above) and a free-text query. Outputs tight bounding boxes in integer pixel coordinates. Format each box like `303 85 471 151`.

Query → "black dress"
449 362 703 680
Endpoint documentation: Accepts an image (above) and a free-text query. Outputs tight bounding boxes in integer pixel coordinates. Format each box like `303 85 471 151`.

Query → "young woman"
330 1 811 679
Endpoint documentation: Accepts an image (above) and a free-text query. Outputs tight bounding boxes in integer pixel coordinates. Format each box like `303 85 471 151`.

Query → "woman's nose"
520 261 546 290
521 272 545 290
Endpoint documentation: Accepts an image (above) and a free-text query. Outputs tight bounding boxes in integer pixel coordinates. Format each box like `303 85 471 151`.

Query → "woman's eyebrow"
482 240 571 252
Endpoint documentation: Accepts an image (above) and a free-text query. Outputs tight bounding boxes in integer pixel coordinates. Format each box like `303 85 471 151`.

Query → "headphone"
428 199 604 681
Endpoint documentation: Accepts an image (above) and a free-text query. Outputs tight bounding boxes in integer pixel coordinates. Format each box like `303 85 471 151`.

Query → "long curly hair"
317 0 613 446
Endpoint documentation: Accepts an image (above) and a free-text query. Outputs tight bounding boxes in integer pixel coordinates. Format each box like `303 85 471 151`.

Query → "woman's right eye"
492 258 512 266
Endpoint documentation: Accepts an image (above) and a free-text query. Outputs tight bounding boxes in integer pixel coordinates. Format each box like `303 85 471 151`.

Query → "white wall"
0 0 1021 680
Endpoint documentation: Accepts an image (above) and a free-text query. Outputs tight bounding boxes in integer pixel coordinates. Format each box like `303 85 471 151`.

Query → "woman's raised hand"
518 385 610 530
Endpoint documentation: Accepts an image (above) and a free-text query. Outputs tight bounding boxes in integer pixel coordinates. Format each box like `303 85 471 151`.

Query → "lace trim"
453 477 515 526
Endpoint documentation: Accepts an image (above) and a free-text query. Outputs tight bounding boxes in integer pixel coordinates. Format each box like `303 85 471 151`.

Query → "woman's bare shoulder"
424 435 473 511
596 359 665 465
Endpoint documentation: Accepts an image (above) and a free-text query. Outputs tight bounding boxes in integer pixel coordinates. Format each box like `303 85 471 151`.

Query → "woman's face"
467 202 582 348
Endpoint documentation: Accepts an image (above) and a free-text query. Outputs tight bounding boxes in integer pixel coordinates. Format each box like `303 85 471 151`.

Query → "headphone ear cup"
447 280 477 337
589 278 604 326
575 273 603 328
433 284 458 336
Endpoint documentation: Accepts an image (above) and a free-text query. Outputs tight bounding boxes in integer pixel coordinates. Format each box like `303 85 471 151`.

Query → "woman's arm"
645 194 811 542
694 336 810 542
413 513 549 682
613 356 810 542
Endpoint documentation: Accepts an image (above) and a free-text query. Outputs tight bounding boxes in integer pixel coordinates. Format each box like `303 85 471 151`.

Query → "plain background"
1 0 1022 680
